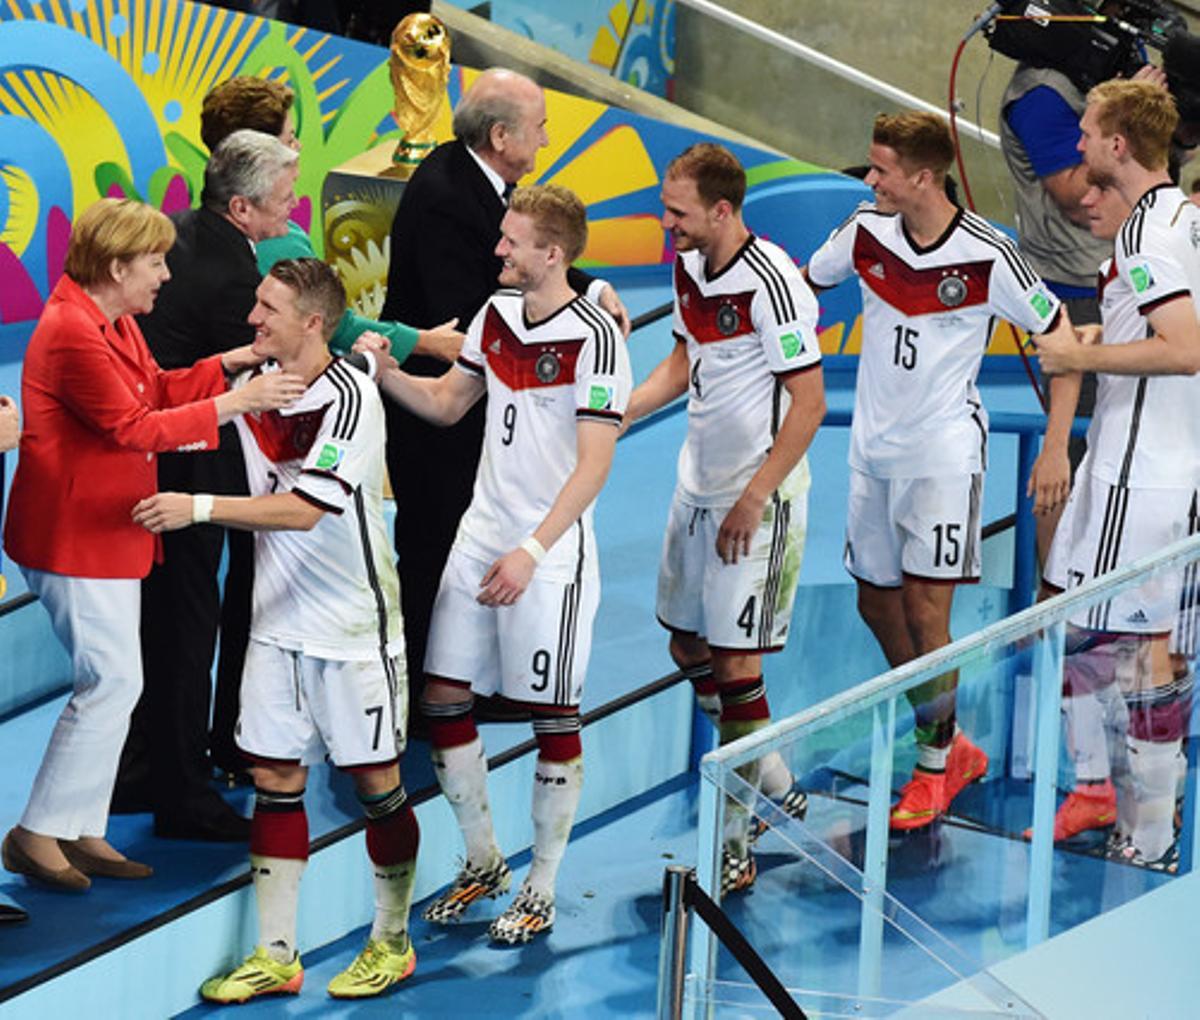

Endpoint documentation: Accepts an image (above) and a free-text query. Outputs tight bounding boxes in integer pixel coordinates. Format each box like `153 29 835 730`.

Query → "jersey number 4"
737 595 757 639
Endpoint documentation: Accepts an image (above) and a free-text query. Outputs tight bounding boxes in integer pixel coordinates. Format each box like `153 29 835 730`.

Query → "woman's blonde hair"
63 198 176 287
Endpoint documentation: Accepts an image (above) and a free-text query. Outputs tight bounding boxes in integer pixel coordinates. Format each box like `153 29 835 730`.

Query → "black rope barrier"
681 869 808 1020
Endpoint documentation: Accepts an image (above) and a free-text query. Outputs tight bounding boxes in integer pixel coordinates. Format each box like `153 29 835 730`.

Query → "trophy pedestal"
321 141 412 319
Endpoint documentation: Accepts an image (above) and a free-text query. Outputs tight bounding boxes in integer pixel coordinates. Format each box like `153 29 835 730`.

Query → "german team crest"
535 351 561 383
717 302 740 335
937 274 967 308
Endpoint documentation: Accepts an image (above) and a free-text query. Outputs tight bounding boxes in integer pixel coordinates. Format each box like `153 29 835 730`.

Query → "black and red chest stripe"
675 259 755 345
853 228 993 316
483 305 584 392
244 404 331 463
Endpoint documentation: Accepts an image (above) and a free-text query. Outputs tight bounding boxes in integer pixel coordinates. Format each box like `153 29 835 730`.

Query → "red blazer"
4 275 225 578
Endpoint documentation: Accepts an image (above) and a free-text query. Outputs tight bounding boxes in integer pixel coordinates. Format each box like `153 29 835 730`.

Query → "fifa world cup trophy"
388 12 451 171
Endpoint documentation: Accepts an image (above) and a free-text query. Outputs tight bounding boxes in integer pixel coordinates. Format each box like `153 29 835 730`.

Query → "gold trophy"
322 12 453 318
388 12 451 172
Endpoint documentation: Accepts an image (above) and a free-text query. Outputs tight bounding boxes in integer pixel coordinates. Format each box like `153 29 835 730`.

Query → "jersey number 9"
501 402 517 445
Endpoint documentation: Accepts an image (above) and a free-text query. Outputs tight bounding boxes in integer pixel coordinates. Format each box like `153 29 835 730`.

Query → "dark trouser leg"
386 396 484 730
211 526 254 772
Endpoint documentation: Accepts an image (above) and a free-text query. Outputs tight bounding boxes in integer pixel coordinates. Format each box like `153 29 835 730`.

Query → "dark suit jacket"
382 139 506 369
141 207 258 371
380 141 495 683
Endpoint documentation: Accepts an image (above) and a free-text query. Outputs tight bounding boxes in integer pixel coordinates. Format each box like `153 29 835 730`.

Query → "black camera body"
985 0 1186 90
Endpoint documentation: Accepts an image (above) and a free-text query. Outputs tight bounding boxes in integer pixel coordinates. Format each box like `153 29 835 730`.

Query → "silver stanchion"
657 865 693 1020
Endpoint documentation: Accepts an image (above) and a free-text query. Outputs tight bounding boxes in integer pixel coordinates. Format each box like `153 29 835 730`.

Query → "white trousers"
20 569 142 840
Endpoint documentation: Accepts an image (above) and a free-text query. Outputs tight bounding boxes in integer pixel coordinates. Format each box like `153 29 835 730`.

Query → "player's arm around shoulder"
803 199 871 293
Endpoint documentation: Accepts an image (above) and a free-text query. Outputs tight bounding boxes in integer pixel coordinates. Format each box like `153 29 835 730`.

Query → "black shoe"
155 799 250 842
0 901 28 924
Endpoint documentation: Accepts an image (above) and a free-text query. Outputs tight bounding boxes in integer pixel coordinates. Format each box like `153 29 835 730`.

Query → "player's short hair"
1192 177 1200 195
508 184 588 263
201 76 294 153
664 142 746 213
872 111 955 177
203 129 298 214
453 68 537 152
63 198 176 287
1087 79 1178 172
268 258 346 341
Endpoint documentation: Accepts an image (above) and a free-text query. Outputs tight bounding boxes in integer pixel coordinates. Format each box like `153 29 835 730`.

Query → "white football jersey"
1085 184 1200 489
453 291 632 583
233 358 401 661
808 204 1061 479
672 236 821 507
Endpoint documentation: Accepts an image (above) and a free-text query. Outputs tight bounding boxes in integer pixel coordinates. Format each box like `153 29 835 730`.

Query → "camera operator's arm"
1005 85 1091 227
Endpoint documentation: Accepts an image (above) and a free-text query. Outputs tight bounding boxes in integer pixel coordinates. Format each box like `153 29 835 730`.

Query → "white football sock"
1128 736 1183 861
525 756 583 897
251 853 306 964
371 858 417 948
432 737 498 867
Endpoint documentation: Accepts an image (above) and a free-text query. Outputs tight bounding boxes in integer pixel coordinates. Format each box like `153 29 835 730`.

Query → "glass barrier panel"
683 975 1032 1018
688 534 1200 1019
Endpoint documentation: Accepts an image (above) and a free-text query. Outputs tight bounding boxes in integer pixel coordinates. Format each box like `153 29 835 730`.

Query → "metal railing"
659 865 807 1020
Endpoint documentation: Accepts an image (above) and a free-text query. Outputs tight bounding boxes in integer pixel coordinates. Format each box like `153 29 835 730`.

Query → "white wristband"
520 535 546 564
193 493 214 524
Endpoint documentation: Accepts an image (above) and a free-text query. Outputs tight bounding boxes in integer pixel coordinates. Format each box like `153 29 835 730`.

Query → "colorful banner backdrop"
0 0 1034 358
0 0 877 353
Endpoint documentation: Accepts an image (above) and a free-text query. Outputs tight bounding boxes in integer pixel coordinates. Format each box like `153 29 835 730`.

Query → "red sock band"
532 712 581 762
1128 690 1190 742
428 712 479 750
719 676 770 723
250 801 309 860
366 801 420 866
535 730 582 762
682 662 718 698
